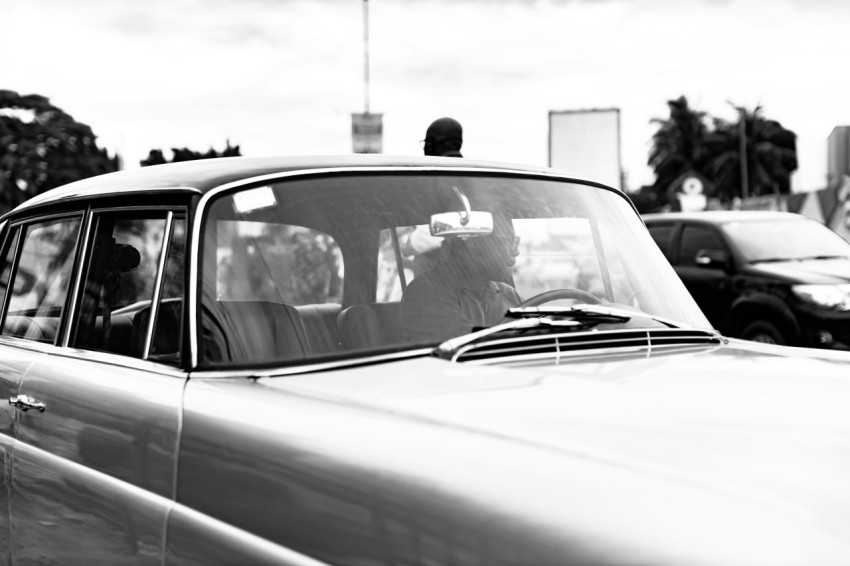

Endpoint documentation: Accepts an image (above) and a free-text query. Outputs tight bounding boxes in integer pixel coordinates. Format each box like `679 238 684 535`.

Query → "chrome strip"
144 212 173 359
61 208 92 347
191 347 434 379
167 503 332 566
15 438 172 505
446 328 724 362
188 165 628 368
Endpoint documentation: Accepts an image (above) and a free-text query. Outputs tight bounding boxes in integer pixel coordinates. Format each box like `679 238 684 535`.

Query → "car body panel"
8 349 184 564
175 342 850 565
747 258 850 284
0 345 36 566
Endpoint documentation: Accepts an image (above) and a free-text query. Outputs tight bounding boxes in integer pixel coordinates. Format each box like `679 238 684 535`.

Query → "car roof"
9 155 599 217
642 210 805 225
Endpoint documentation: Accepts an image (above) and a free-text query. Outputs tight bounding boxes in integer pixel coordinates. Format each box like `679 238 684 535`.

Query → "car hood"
273 340 850 558
747 257 850 283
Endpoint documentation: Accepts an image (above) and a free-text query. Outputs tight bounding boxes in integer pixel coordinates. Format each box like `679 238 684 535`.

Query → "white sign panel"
549 108 622 190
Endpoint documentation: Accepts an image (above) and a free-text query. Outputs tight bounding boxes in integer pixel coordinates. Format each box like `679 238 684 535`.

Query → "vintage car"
1 155 850 565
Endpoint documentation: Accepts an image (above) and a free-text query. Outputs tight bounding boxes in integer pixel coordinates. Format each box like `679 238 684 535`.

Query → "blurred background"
2 0 849 226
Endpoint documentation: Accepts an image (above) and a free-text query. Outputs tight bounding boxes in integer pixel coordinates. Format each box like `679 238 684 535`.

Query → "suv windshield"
199 173 709 366
724 218 850 263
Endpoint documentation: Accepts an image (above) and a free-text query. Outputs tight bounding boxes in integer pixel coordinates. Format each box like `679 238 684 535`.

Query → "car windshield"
198 172 710 366
723 217 850 263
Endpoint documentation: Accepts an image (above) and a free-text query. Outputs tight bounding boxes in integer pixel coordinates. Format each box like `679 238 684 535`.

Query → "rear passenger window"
2 216 82 344
72 211 183 362
215 220 342 305
680 225 725 267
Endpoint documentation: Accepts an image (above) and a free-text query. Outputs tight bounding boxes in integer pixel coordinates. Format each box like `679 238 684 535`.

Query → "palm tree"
647 96 712 204
706 104 797 203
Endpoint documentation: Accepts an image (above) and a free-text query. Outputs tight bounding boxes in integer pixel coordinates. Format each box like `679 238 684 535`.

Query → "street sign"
352 112 382 154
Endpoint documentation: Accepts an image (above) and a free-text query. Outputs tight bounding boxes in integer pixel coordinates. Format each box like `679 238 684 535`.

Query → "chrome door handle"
9 394 46 413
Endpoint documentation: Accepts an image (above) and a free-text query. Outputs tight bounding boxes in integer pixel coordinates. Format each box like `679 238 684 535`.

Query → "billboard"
548 108 622 190
352 112 383 154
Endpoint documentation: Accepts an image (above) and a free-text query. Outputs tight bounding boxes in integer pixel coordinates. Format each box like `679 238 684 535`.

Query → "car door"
0 224 34 566
673 222 735 330
7 208 188 565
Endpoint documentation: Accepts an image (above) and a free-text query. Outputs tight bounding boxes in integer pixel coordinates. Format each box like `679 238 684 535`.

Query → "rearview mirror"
430 211 493 238
429 185 494 238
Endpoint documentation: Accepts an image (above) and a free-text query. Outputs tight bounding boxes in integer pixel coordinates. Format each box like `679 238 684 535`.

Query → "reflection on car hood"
274 340 850 558
748 257 850 284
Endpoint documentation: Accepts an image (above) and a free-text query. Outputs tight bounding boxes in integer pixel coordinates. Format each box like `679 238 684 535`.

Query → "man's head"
423 117 463 157
449 213 519 283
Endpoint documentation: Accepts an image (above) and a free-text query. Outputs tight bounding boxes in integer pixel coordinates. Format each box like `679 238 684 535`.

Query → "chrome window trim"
187 165 631 368
191 348 434 379
61 206 92 347
143 211 174 359
63 205 186 358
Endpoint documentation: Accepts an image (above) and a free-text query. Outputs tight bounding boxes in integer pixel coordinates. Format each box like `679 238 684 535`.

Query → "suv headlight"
791 284 850 311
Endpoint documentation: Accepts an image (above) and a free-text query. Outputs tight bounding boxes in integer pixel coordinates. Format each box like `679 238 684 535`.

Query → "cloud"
0 0 844 189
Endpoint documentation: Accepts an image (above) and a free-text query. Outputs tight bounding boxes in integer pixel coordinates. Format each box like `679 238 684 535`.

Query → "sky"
2 0 848 192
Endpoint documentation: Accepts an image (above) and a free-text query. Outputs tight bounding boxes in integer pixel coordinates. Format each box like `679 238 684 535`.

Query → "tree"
706 105 797 202
0 90 120 213
647 96 712 206
647 96 798 206
140 141 241 167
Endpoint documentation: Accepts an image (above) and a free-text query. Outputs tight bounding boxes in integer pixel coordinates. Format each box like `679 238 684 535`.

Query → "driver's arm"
402 277 480 343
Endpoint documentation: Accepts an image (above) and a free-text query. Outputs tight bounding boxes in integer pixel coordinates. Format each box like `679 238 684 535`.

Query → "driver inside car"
401 213 522 343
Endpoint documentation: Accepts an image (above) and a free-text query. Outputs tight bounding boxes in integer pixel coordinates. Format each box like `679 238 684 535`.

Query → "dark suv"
643 211 850 349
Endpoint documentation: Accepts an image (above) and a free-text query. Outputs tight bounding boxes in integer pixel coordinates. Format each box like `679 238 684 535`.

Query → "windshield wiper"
435 304 683 355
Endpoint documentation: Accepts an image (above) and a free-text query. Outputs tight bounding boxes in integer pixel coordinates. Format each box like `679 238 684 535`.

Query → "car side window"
1 216 82 344
0 228 21 318
679 225 725 267
647 224 676 263
147 217 186 364
72 211 181 361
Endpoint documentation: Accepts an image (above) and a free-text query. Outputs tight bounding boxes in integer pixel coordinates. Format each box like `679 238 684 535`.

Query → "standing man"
423 117 463 157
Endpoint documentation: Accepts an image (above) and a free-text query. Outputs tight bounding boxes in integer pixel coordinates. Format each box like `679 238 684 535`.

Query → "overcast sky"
2 0 847 191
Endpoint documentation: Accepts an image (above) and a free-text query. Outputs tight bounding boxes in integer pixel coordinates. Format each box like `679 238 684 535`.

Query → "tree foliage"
140 141 241 167
0 90 120 213
648 96 713 196
647 96 797 208
706 106 798 202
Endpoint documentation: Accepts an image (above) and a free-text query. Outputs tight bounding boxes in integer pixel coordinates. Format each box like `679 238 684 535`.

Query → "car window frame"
0 201 191 372
0 210 88 347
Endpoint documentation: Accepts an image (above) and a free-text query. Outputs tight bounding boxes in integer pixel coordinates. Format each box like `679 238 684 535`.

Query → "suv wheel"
741 320 786 345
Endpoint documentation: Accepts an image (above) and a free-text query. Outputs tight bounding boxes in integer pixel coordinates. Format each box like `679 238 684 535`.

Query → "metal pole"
739 109 749 200
363 0 370 114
